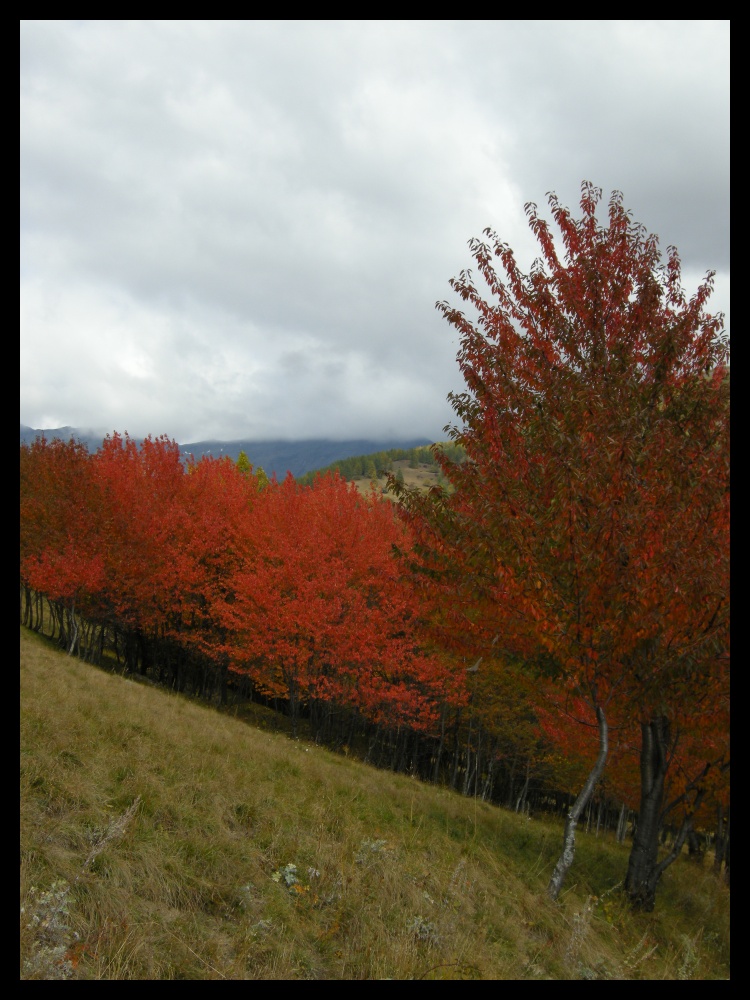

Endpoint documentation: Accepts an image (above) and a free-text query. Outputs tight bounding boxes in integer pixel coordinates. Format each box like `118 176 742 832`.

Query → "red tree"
90 434 190 668
214 472 460 736
20 437 105 652
394 182 729 907
174 452 265 700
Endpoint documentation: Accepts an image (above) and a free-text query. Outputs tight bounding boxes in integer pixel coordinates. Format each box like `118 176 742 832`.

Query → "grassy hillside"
20 627 729 980
298 442 464 500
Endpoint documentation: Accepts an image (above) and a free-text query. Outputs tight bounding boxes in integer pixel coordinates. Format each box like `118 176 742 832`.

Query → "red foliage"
90 433 190 633
394 182 729 868
20 433 462 733
397 181 728 728
213 472 462 730
20 437 104 609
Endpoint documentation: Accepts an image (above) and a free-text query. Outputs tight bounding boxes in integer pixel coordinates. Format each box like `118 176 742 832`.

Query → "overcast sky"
20 20 730 444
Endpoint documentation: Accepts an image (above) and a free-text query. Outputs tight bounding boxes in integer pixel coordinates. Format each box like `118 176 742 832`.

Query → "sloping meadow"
21 628 729 980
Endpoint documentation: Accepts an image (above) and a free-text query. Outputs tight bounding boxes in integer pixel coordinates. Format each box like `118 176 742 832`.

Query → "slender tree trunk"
548 705 608 901
624 715 672 911
472 724 482 797
616 802 628 844
433 705 447 783
687 828 704 863
364 725 378 766
515 760 531 814
450 709 462 790
482 742 496 801
52 601 67 649
46 596 56 638
506 756 517 810
22 585 33 627
462 713 474 795
288 677 299 739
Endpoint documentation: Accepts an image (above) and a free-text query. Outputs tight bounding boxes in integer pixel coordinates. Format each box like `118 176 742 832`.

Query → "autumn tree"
170 453 266 700
210 472 461 738
393 182 729 907
20 436 104 652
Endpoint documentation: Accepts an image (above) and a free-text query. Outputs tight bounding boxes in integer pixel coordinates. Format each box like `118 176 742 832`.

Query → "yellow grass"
21 627 729 979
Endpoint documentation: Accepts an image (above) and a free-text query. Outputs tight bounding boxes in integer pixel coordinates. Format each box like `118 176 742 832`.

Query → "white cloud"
20 20 730 442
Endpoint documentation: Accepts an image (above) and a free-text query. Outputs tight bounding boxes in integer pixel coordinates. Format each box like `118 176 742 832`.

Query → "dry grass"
347 459 445 501
20 626 729 979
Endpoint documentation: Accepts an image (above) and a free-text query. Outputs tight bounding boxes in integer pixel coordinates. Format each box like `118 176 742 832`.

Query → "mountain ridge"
20 425 433 479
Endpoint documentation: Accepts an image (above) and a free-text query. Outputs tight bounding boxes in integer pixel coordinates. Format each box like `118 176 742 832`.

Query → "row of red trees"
16 435 597 796
20 433 466 739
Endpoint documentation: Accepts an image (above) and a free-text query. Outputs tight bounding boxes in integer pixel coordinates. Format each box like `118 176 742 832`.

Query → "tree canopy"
393 181 729 906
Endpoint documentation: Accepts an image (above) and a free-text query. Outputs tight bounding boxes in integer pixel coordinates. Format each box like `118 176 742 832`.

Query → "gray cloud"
21 20 729 443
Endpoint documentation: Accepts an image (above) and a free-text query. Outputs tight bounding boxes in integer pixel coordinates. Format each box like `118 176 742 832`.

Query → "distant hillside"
178 437 433 479
20 424 108 454
298 441 466 498
19 425 432 480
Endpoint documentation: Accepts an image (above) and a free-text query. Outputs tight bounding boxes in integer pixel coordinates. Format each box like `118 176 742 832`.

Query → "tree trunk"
22 585 33 627
462 714 474 795
482 742 496 801
364 725 378 765
288 676 299 738
687 828 704 863
450 709 462 790
616 803 628 844
548 705 608 901
515 759 531 814
66 597 79 656
432 705 447 783
472 725 482 797
505 756 517 810
713 804 727 876
624 715 671 911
